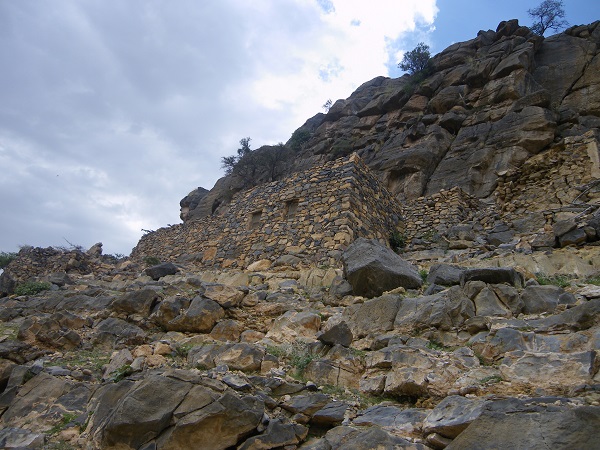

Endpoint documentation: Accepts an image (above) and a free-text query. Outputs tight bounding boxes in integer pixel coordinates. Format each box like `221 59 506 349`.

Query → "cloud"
0 0 437 255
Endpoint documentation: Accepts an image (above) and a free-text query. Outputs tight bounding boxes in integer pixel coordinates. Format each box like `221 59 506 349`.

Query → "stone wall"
131 154 403 268
495 131 600 224
401 187 485 243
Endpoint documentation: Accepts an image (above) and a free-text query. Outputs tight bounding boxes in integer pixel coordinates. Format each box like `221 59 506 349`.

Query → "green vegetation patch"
0 251 17 269
14 281 52 296
535 273 572 288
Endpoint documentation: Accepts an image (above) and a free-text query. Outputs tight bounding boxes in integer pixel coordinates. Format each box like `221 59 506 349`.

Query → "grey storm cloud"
0 0 437 255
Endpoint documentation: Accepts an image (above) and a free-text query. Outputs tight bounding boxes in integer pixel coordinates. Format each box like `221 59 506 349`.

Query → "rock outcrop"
1 19 600 450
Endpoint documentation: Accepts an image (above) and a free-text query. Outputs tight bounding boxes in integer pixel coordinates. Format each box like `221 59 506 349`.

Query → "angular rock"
111 289 162 317
354 405 427 435
167 392 264 449
394 286 475 332
311 402 349 426
214 343 265 372
426 264 465 286
210 319 242 342
521 284 563 314
305 425 428 450
144 262 179 280
93 318 147 349
266 311 321 343
559 228 587 247
100 375 192 448
281 393 331 417
342 238 422 298
238 419 308 449
343 295 401 339
423 395 488 439
318 322 353 347
168 297 225 333
447 399 600 449
203 283 245 308
0 427 45 449
499 350 596 388
460 267 524 288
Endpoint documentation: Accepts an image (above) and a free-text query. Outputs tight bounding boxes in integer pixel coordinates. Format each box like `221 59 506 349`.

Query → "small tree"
528 0 569 36
221 137 252 175
398 42 431 75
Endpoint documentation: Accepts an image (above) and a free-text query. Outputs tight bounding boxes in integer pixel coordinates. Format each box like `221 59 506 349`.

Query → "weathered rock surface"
2 20 600 450
342 238 422 298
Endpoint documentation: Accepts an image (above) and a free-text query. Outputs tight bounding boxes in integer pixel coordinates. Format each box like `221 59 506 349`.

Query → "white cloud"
0 0 438 255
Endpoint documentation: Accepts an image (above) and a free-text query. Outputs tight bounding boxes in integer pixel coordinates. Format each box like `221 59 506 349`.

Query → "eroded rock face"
184 20 600 220
342 238 422 298
2 19 600 450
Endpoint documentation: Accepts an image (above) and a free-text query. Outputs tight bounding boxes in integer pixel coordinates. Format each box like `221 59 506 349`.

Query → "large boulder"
144 262 179 280
447 398 600 449
342 295 402 339
342 238 422 298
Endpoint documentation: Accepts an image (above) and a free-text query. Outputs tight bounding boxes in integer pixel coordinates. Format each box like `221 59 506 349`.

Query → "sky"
0 0 593 256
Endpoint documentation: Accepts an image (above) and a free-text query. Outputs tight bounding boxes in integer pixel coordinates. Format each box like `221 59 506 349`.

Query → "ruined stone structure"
496 131 600 220
131 154 403 268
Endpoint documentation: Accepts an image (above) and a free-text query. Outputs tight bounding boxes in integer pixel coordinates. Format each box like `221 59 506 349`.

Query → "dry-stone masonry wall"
401 186 485 243
495 132 600 224
131 154 403 268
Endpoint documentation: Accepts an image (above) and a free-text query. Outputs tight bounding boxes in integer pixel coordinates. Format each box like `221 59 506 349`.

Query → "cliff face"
185 19 600 221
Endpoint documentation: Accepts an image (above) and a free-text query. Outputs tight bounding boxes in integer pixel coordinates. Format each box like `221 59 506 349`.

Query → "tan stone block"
247 259 272 271
133 345 153 358
146 354 167 367
152 342 172 356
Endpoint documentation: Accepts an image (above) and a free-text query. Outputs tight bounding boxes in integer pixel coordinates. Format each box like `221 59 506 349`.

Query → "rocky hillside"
183 19 600 222
1 235 600 449
1 18 600 450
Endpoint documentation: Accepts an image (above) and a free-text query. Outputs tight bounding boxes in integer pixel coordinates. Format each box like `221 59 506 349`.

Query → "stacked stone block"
131 154 403 268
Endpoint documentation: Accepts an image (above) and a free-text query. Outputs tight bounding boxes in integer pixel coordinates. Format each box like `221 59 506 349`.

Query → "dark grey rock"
427 264 466 286
111 289 162 317
312 402 349 426
281 393 331 417
238 419 308 449
558 228 587 247
144 262 179 280
521 285 563 314
318 322 353 347
354 405 428 432
447 399 600 450
93 318 147 349
46 271 73 287
306 425 428 450
460 267 524 288
423 395 488 439
553 218 577 237
342 238 422 298
0 427 45 449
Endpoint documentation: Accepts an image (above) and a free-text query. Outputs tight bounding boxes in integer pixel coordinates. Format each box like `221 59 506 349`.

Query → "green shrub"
535 273 571 288
389 231 406 252
46 412 78 436
0 251 17 269
14 281 52 296
479 374 503 384
109 364 133 383
266 341 321 379
289 128 311 151
143 256 161 266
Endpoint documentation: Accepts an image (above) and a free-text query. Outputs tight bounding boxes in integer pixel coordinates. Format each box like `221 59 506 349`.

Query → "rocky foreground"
1 240 599 449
